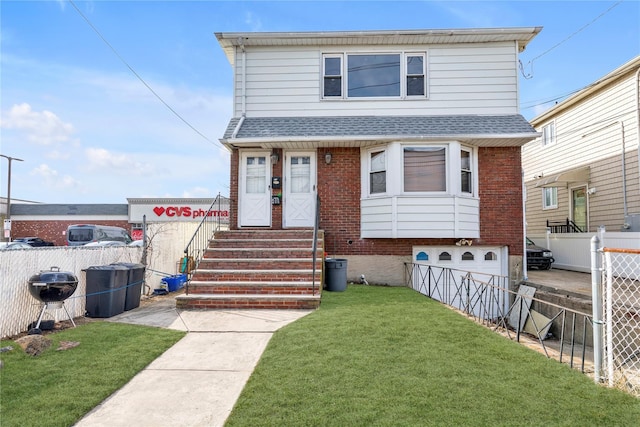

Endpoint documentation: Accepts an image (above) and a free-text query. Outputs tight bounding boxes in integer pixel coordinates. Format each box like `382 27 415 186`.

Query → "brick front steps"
175 230 324 310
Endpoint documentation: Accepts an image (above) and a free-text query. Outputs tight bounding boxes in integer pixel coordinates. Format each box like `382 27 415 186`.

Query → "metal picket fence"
405 262 595 373
601 247 640 397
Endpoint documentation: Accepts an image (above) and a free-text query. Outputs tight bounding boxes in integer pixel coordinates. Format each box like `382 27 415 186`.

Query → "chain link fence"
602 247 640 397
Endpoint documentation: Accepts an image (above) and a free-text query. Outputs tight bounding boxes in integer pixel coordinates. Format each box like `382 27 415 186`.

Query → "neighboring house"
217 28 541 286
523 56 640 235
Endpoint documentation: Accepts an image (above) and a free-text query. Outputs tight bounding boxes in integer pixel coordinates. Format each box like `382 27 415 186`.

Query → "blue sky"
1 0 638 203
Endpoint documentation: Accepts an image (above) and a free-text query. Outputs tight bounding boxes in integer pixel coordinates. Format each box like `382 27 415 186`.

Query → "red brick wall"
11 220 134 246
229 148 239 230
477 147 524 256
229 145 523 256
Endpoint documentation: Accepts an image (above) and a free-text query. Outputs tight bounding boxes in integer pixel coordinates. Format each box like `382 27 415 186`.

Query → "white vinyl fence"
529 230 640 273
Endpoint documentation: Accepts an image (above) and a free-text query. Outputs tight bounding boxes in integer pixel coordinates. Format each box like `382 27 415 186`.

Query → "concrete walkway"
74 294 312 427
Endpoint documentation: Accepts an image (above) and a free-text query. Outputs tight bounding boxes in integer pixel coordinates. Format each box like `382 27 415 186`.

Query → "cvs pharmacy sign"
152 206 229 219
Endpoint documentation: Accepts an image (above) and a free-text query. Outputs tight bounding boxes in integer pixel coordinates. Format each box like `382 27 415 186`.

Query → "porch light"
270 151 279 165
325 152 332 164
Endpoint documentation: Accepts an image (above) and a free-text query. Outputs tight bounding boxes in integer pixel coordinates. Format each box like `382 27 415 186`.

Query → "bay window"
403 147 446 192
369 150 387 194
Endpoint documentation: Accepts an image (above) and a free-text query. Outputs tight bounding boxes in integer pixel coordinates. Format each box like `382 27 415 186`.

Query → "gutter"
230 38 247 140
222 132 541 146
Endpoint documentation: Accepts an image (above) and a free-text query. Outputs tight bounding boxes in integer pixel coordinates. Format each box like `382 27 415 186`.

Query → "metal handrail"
312 193 321 295
182 193 225 294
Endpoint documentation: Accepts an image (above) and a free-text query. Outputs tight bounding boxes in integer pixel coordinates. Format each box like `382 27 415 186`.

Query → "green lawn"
226 285 640 426
0 322 185 427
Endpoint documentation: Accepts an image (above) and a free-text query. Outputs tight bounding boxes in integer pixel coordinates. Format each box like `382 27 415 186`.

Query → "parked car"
526 237 555 270
0 241 34 250
84 241 127 247
14 237 55 247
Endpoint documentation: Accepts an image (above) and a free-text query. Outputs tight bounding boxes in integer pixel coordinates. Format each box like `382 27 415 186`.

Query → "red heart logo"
153 207 165 216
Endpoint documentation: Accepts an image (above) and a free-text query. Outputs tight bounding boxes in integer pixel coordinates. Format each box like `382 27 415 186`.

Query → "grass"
226 285 640 427
0 322 185 427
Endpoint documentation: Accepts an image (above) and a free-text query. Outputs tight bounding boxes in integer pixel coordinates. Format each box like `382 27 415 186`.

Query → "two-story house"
523 56 640 237
178 28 542 310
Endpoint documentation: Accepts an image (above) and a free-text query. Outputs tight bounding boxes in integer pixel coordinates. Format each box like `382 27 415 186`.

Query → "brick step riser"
177 298 320 310
215 231 318 240
203 249 321 259
191 272 321 282
187 285 318 295
197 260 323 270
210 240 317 249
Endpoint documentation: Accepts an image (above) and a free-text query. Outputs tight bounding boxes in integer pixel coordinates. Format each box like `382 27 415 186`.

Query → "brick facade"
11 220 133 246
229 146 524 257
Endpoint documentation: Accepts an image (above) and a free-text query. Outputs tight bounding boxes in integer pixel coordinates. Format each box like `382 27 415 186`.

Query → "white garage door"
411 246 508 317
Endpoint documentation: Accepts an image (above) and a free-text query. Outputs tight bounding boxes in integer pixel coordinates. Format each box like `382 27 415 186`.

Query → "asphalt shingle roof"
223 115 536 140
11 204 128 216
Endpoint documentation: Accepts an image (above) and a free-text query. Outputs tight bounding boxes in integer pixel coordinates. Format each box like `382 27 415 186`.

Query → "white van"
66 224 132 246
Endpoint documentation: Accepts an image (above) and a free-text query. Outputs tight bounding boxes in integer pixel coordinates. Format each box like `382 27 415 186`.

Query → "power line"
519 0 623 79
67 0 220 148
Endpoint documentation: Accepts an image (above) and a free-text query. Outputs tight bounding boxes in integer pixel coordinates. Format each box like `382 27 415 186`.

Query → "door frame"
283 150 317 228
238 149 272 227
569 184 588 232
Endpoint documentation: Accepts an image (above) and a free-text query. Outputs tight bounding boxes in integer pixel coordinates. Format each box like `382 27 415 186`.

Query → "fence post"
590 235 603 383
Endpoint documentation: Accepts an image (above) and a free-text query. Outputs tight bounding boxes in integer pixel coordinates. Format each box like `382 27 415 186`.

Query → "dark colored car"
14 237 55 247
526 237 554 270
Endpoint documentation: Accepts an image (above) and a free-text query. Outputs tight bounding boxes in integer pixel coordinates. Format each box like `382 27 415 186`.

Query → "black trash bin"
325 258 348 292
112 262 145 311
85 264 129 318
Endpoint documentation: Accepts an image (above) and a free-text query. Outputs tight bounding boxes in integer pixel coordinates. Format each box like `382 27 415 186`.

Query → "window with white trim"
460 149 472 194
406 54 425 96
369 150 386 194
403 146 446 192
322 52 427 99
323 55 342 97
541 122 555 146
543 187 558 209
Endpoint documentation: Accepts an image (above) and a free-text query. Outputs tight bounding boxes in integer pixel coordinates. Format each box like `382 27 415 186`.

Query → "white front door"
239 151 271 227
284 151 316 228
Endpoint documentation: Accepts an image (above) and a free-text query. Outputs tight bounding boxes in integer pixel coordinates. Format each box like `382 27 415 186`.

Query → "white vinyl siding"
234 43 520 116
522 68 640 234
361 196 480 238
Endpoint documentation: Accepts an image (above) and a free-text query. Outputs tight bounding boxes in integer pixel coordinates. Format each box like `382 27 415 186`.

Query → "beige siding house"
523 56 640 235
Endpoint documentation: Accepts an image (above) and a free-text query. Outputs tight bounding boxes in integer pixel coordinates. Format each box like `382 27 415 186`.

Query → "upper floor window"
404 147 446 192
369 150 387 194
543 187 558 209
323 56 342 97
406 54 425 96
541 122 555 146
323 52 427 99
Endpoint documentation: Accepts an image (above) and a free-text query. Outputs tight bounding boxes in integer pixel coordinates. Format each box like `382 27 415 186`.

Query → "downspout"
522 169 528 281
636 67 640 205
231 38 247 139
620 122 627 218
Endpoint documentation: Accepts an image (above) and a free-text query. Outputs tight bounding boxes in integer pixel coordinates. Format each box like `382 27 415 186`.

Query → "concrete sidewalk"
74 295 312 427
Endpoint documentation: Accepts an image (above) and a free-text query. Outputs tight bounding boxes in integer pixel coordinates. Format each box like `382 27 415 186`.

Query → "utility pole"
1 154 24 242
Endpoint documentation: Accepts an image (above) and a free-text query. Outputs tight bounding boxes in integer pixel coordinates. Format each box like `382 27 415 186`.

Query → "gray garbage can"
325 258 347 292
112 262 146 311
85 264 129 318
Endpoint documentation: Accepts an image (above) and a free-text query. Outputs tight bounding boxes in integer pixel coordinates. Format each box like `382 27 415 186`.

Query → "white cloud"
84 148 155 176
30 163 85 191
245 11 263 31
1 103 75 145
